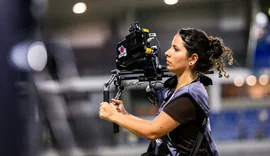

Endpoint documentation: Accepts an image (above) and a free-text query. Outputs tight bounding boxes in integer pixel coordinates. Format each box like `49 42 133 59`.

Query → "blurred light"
258 109 269 122
73 2 87 14
234 76 244 87
268 8 270 16
255 12 268 27
246 75 257 86
27 41 47 71
10 41 47 71
259 74 269 85
164 0 178 5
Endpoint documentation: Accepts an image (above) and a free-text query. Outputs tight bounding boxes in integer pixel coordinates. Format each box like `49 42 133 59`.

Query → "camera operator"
99 28 233 156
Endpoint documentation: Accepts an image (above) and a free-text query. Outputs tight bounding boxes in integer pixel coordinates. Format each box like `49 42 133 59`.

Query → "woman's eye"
170 46 179 51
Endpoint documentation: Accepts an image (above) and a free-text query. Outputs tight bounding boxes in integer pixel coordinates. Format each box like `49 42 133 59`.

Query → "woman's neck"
175 71 196 91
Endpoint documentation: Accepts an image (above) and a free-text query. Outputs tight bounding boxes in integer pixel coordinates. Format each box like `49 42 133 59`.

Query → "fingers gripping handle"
103 90 120 133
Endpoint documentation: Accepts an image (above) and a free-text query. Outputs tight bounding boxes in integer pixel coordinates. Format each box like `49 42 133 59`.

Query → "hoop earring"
189 62 193 66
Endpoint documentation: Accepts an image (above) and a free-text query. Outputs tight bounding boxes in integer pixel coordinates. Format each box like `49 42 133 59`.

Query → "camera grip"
103 90 120 133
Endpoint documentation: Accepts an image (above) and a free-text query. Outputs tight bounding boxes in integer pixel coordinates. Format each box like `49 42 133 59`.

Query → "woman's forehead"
172 34 184 47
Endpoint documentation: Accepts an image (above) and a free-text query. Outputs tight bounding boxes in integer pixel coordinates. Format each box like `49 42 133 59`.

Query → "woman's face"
165 34 191 75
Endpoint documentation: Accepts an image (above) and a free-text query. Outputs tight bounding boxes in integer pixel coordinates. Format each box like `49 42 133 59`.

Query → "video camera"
116 22 166 81
104 22 172 133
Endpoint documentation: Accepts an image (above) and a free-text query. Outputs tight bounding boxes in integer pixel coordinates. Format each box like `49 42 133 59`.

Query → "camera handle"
103 69 122 133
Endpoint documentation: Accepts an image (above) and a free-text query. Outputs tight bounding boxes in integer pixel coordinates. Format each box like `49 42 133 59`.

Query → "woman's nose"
165 49 170 57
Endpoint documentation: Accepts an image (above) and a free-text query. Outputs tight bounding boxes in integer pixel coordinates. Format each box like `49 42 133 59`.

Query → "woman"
99 28 233 156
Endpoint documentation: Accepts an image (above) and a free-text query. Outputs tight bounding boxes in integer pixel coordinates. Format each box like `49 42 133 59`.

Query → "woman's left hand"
99 102 119 122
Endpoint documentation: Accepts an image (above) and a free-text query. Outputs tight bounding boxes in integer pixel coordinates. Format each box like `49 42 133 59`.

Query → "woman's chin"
166 66 174 72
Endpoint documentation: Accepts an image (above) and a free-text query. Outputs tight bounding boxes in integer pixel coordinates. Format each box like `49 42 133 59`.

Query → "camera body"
116 22 163 80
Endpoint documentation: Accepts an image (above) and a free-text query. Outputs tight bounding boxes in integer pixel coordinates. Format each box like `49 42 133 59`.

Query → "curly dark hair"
178 28 233 78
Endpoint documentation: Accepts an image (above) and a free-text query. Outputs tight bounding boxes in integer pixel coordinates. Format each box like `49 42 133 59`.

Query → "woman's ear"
189 53 198 65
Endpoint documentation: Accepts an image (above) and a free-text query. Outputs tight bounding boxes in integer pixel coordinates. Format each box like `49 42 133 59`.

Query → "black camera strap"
166 118 207 156
189 130 204 156
189 118 207 156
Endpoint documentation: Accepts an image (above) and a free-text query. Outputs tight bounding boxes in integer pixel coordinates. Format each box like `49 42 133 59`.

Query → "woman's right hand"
111 98 128 115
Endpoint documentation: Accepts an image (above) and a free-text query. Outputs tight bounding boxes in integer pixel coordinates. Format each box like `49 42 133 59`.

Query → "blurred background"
0 0 270 156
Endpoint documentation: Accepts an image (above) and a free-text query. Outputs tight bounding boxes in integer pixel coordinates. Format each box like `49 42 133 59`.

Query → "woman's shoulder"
185 81 207 94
